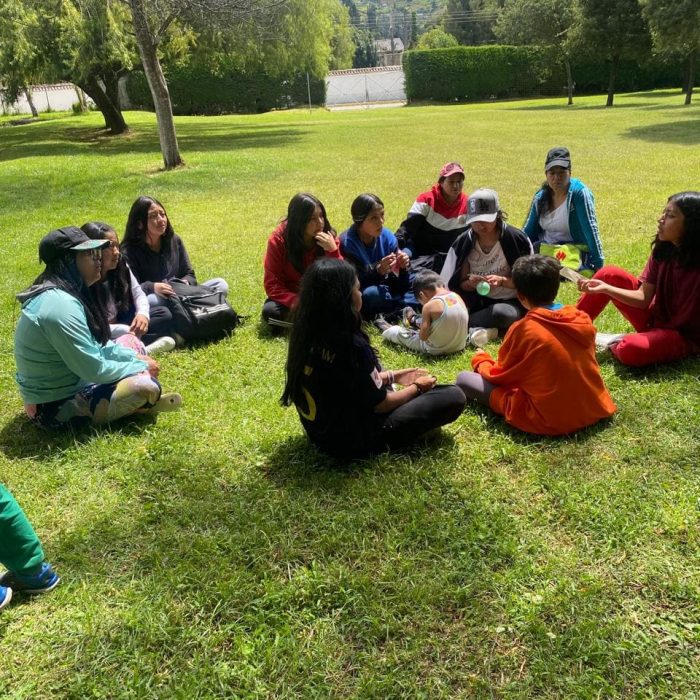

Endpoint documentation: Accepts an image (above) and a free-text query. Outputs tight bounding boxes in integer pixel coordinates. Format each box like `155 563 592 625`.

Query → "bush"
404 45 698 103
126 66 326 115
404 45 561 102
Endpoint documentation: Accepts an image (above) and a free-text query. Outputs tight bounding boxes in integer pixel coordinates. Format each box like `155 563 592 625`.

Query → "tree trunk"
685 49 696 106
23 87 38 117
129 0 183 170
73 85 86 112
564 58 574 106
79 77 128 134
104 73 121 112
606 54 619 107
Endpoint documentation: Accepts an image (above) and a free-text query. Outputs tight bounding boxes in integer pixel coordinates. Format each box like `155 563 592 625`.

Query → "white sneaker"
595 332 626 349
151 393 182 413
468 327 498 348
145 336 176 355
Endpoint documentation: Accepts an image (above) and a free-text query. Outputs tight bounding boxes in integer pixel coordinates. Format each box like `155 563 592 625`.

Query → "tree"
416 27 459 50
443 0 503 46
640 0 699 105
409 11 419 48
127 0 353 169
0 0 134 133
495 0 579 104
576 0 650 106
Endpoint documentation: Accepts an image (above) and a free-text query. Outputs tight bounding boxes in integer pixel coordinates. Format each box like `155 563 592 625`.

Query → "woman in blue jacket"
523 147 604 275
339 193 415 320
14 227 181 429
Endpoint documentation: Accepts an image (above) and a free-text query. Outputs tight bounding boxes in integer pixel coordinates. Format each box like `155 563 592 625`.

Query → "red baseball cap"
439 162 464 179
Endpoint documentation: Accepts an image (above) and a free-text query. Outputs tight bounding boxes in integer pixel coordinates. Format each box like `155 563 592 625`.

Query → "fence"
325 66 406 107
0 83 90 115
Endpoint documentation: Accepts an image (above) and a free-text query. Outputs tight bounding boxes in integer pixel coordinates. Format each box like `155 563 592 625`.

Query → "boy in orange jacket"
456 254 615 435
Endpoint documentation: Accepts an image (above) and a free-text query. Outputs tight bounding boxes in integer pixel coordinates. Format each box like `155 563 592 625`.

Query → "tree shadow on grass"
621 119 700 145
0 122 308 163
0 412 157 461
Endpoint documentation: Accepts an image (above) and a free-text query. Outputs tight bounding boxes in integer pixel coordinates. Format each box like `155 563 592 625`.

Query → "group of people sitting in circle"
2 148 699 611
265 148 699 457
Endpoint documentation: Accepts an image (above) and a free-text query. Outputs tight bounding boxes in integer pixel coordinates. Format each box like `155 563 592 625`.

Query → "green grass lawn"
0 91 698 698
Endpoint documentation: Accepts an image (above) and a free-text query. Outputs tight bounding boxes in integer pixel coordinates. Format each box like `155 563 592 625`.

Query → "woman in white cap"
523 146 604 275
395 162 469 274
14 226 181 429
441 189 533 346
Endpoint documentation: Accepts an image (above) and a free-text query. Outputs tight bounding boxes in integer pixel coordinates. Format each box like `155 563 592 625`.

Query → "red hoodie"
263 222 342 308
472 305 616 435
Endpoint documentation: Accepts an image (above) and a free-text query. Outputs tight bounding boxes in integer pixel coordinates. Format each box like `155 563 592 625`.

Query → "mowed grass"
0 91 698 698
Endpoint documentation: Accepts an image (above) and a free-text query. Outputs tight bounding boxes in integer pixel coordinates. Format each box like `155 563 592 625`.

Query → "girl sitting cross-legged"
339 193 415 321
281 258 466 459
81 221 175 355
14 226 181 429
262 192 341 330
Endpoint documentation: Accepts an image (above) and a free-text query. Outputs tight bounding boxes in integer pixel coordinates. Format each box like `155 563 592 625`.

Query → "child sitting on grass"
376 271 469 356
456 255 616 435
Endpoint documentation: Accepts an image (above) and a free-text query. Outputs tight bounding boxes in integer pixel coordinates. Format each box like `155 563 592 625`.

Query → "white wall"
1 83 93 115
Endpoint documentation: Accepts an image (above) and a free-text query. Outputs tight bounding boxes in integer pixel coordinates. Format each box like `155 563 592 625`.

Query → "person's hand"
315 231 337 252
460 274 482 291
154 282 175 297
396 250 410 270
137 354 160 378
376 253 396 276
394 368 430 385
129 314 149 337
485 274 507 287
578 278 607 294
412 374 437 395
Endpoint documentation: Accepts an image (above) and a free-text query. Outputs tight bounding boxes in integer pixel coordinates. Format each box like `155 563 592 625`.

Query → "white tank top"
427 292 469 353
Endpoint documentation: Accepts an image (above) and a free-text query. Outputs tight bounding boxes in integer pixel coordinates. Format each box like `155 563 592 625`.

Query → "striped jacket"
395 184 469 273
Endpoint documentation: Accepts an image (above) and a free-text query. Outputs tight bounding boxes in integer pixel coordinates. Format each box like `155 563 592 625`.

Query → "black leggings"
378 385 466 450
466 295 526 331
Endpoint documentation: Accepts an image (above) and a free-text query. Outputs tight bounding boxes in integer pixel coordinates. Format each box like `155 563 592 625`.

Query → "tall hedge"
403 45 696 102
125 66 325 115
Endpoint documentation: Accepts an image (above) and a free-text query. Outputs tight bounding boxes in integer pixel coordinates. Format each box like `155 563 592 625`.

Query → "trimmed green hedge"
404 45 696 102
126 66 325 115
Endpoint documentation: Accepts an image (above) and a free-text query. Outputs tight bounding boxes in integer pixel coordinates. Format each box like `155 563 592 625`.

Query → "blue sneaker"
0 585 12 610
0 562 60 594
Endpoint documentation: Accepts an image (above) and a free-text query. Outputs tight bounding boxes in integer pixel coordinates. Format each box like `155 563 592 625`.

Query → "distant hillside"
345 0 448 42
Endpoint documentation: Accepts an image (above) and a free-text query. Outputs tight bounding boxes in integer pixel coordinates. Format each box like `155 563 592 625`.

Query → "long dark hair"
351 192 384 225
82 221 134 320
123 195 175 250
281 258 367 407
32 256 111 345
283 193 334 274
652 191 700 268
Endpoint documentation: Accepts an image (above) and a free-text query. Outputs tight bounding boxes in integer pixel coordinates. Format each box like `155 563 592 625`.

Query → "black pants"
318 385 466 459
262 299 292 334
142 304 175 344
378 384 466 450
464 294 526 331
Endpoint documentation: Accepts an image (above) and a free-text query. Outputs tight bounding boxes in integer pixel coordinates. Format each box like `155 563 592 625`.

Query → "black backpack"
166 281 240 342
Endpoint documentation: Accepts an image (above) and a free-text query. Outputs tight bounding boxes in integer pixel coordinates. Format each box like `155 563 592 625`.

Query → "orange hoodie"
471 305 616 435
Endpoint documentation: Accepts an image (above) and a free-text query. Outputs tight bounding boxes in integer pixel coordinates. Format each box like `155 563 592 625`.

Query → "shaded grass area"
0 91 698 698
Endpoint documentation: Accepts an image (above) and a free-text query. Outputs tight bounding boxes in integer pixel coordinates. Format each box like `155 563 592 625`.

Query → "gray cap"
466 188 500 225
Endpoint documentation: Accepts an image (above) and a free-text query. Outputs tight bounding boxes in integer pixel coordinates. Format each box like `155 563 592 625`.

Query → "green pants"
0 484 45 576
